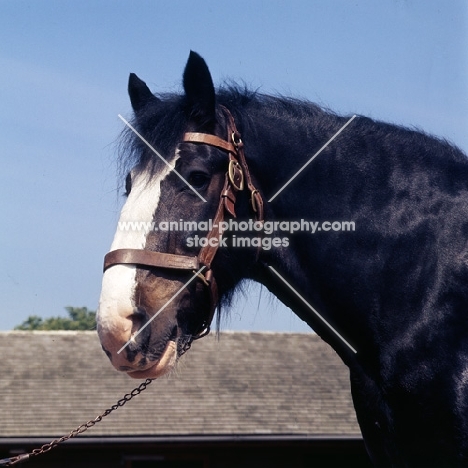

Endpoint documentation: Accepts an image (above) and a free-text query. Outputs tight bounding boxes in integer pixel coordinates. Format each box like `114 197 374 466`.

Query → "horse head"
97 52 263 379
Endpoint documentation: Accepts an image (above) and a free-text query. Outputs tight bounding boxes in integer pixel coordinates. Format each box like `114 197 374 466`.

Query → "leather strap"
104 249 199 272
221 107 265 221
183 132 237 154
183 108 263 270
198 173 233 269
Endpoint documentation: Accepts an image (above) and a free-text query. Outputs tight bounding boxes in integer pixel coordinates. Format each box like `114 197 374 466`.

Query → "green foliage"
14 307 96 331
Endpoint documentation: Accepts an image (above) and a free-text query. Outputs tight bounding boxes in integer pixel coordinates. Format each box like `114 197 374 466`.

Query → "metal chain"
0 378 153 467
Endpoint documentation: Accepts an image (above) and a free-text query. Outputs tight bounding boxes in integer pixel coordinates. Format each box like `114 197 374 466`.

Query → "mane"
217 84 339 139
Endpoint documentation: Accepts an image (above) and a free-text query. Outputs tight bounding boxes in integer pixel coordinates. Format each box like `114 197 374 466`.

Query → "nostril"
129 308 149 337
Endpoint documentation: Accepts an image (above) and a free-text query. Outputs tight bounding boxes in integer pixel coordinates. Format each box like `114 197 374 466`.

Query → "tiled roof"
0 331 360 438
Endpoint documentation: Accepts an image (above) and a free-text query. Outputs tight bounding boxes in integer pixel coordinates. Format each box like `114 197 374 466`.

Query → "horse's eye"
188 172 209 190
125 173 132 196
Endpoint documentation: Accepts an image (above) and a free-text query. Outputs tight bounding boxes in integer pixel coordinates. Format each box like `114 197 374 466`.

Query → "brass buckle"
231 131 242 148
228 160 244 191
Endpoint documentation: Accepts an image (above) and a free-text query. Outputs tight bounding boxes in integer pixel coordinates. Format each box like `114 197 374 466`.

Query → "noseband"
103 107 264 340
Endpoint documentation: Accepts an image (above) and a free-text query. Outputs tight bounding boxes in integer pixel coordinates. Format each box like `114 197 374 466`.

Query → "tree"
14 307 96 331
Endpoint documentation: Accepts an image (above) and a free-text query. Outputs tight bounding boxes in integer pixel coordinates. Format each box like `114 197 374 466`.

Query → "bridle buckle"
228 159 244 191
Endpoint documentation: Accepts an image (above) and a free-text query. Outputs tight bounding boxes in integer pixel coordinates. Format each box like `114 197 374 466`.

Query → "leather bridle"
103 107 264 340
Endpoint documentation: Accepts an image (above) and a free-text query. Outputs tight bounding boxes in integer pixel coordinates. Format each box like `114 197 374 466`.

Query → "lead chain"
0 378 153 466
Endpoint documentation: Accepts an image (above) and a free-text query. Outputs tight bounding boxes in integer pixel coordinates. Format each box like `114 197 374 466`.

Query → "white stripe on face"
97 163 174 347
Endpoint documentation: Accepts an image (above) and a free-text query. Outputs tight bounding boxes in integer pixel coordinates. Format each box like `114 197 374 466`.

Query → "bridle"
103 107 264 340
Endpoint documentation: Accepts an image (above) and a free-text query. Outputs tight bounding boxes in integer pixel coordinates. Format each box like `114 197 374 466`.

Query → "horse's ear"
128 73 159 112
182 51 215 124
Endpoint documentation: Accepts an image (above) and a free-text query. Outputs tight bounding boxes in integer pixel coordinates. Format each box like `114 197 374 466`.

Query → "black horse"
97 51 468 466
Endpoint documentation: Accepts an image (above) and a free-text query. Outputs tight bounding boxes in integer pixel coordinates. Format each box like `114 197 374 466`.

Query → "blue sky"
0 1 467 331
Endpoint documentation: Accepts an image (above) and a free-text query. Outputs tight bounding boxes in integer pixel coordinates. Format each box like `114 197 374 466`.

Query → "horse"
97 51 468 466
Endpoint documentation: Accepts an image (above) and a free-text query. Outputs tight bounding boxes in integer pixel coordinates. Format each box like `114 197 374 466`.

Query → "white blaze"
97 164 174 340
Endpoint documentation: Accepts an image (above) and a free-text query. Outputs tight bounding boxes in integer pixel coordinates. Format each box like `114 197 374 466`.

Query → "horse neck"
243 102 364 365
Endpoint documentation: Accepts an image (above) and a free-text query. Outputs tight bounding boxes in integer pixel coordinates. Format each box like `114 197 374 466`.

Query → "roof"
0 331 360 439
